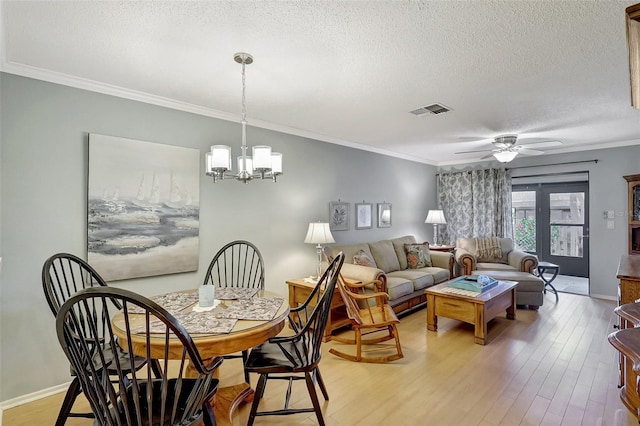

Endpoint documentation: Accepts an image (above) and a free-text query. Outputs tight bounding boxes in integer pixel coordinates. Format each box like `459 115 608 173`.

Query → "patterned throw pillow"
404 243 432 269
353 249 377 268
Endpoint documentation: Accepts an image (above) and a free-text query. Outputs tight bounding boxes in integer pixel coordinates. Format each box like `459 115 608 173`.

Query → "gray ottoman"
472 270 545 309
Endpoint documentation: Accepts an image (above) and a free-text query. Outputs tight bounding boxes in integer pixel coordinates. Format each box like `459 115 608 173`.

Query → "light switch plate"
607 220 615 229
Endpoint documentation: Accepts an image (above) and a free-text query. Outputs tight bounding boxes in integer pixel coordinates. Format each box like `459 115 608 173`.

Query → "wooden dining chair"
203 240 265 383
329 275 404 363
42 253 159 426
244 252 345 426
56 286 222 426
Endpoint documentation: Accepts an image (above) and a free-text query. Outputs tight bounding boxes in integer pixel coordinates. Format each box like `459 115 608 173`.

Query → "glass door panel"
544 186 589 277
512 191 537 252
549 192 585 259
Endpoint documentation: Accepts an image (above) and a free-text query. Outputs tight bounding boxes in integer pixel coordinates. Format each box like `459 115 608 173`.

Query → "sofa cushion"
369 240 400 273
331 244 374 266
476 262 517 272
391 235 417 270
388 270 434 290
385 276 415 300
353 249 377 268
404 243 432 268
417 267 450 284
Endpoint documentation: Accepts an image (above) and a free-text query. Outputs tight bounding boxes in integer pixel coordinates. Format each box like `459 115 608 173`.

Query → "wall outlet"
607 220 615 229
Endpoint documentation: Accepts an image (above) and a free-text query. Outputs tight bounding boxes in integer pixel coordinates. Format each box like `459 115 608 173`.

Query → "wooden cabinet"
614 255 640 418
624 175 640 255
627 3 640 108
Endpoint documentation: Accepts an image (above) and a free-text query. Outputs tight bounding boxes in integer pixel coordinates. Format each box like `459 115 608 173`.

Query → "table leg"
426 294 437 332
538 266 560 302
214 384 255 426
507 289 516 320
474 304 487 345
186 361 254 425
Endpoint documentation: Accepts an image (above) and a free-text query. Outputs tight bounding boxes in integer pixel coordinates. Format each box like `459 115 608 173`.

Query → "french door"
512 182 589 278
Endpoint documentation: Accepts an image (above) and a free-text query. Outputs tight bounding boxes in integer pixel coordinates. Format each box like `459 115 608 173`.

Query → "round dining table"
111 290 289 426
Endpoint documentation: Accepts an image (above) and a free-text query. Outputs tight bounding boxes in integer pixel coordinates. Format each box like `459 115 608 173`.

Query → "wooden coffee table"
425 279 517 345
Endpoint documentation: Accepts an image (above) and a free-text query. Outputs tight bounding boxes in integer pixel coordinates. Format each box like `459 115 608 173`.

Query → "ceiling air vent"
410 103 452 116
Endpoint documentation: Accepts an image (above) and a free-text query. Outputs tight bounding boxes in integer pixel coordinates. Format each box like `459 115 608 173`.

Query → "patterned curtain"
437 169 512 245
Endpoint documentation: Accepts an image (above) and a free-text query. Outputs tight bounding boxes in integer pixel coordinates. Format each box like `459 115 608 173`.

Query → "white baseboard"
590 293 616 301
0 382 69 411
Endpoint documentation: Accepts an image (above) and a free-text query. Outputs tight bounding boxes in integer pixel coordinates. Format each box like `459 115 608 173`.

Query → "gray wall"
0 73 436 401
439 145 640 300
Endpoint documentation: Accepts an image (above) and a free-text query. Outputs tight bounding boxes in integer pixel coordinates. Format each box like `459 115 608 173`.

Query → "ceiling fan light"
493 150 518 163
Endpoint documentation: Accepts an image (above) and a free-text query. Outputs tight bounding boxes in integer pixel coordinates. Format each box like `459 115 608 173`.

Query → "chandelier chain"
241 60 247 125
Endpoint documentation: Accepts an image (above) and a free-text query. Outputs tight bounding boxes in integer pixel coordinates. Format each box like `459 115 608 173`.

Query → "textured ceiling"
2 0 640 165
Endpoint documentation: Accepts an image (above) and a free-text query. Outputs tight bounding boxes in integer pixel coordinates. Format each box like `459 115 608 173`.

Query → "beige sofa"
328 235 454 315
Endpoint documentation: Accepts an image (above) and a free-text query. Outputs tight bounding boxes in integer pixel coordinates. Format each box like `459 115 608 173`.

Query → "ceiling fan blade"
480 152 496 159
518 140 562 149
518 148 544 156
455 148 494 154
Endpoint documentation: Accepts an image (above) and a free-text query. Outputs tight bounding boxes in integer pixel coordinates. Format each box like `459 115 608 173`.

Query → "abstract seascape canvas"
88 134 200 281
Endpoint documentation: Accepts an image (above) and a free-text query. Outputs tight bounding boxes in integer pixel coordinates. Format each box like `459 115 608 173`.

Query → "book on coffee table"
448 275 498 293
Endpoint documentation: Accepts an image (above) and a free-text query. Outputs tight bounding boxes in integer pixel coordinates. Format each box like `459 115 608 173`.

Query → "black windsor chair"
203 240 265 384
56 286 222 426
42 253 156 425
244 252 345 426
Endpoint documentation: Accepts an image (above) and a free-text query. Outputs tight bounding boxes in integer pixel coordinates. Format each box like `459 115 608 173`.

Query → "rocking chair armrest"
343 278 385 293
347 290 389 302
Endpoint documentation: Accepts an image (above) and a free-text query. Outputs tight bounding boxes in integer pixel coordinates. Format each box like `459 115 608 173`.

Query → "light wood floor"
3 292 636 425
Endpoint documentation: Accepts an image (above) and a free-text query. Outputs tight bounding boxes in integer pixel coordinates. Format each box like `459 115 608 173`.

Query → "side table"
537 261 559 302
286 277 352 341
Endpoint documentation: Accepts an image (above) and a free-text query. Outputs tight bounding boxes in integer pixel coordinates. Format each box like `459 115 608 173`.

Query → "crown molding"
0 60 436 166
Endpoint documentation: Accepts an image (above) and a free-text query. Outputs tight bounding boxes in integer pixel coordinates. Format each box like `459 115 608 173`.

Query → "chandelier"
205 52 283 183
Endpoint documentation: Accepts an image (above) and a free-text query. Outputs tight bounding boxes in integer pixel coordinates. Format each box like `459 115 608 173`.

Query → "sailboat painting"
88 134 200 281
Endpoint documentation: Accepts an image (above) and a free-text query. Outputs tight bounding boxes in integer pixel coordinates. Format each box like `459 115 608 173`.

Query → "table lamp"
425 210 447 246
304 222 335 281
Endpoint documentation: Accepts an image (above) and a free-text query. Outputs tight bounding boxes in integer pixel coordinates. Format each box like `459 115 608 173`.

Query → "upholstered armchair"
455 237 538 276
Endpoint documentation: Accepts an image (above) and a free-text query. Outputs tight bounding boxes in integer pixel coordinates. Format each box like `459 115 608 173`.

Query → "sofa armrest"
430 251 454 278
338 263 387 292
455 248 476 276
507 250 539 273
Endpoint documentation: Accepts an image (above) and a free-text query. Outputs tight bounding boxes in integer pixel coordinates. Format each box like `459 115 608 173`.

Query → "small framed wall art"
377 203 392 228
329 201 350 231
355 203 373 230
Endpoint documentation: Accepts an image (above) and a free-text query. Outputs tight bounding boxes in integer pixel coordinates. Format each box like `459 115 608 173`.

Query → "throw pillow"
353 249 377 268
404 243 432 269
474 237 503 262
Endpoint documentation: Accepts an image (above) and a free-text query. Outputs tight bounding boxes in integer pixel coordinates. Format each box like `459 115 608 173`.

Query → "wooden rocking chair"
329 275 404 363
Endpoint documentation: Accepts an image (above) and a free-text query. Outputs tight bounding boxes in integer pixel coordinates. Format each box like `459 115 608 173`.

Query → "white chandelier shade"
205 52 283 183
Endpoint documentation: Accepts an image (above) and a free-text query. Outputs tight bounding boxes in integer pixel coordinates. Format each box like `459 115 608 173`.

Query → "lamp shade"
304 222 335 245
237 156 254 174
210 145 232 170
271 152 283 174
252 145 272 170
493 150 518 163
425 210 447 224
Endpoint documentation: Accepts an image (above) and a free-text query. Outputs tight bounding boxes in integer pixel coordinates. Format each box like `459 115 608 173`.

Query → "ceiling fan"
455 134 562 163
